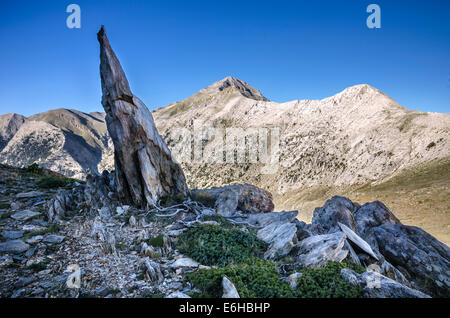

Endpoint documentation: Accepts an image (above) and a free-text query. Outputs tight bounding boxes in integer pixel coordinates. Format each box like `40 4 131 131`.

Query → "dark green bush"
147 234 164 248
159 193 185 207
36 176 73 189
0 202 10 209
176 224 267 266
188 260 364 298
187 258 292 298
293 261 364 298
25 163 43 175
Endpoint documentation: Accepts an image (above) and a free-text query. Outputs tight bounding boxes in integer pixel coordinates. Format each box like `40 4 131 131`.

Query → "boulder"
43 235 65 244
192 184 274 216
165 291 191 298
341 268 430 298
16 191 44 198
11 210 40 221
246 210 298 228
0 240 30 254
170 257 200 268
1 230 24 240
310 196 360 234
257 221 297 259
353 201 450 297
97 26 188 208
293 232 348 268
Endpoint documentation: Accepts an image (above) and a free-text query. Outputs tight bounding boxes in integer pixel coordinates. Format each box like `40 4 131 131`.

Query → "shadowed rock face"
97 26 188 207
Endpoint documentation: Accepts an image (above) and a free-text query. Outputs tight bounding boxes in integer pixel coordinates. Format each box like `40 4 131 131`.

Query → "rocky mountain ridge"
1 76 449 242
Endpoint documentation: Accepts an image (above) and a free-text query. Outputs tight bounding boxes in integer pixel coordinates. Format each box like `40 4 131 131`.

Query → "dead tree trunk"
97 26 188 208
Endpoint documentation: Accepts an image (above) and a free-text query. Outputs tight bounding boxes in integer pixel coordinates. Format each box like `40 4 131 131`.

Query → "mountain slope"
0 113 26 151
153 78 449 191
0 109 113 179
152 77 450 243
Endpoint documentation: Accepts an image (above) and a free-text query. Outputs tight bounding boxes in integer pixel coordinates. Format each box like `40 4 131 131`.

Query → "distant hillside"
0 109 113 180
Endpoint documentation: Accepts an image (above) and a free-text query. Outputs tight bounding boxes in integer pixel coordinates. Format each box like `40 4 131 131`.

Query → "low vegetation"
179 223 364 298
176 224 267 266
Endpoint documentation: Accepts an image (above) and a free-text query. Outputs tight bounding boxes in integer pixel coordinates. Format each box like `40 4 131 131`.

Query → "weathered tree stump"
97 26 188 207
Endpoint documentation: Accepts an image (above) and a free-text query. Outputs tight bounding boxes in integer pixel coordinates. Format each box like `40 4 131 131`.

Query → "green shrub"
159 193 185 207
188 260 364 298
28 259 50 272
36 176 73 189
0 202 10 209
25 163 43 175
147 234 164 248
176 224 267 266
187 258 292 298
293 261 364 298
0 211 13 219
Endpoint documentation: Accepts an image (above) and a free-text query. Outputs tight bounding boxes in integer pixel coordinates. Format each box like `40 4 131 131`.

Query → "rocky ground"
0 163 448 298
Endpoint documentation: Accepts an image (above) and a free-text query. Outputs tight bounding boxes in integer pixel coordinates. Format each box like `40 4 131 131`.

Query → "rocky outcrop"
257 221 298 259
341 268 430 298
0 113 26 152
293 232 348 268
97 26 187 208
309 196 450 297
354 201 450 297
310 196 360 234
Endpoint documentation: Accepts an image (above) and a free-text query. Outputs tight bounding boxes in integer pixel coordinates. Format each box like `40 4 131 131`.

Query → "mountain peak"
200 76 269 101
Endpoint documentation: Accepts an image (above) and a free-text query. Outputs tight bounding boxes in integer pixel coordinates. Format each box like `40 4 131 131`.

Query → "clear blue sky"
0 0 449 116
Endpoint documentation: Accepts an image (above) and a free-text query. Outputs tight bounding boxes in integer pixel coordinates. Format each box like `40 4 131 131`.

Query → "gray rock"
16 191 45 198
341 268 430 298
95 286 112 297
310 196 360 234
43 235 65 244
293 231 348 268
143 258 164 283
97 26 188 208
337 222 378 260
0 255 13 268
0 240 30 254
24 246 37 258
257 221 297 259
26 235 43 245
11 210 40 221
192 184 274 215
222 276 240 298
286 272 303 290
1 230 24 240
14 276 36 288
247 210 298 227
215 188 238 217
170 257 199 268
353 201 450 297
165 291 191 298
